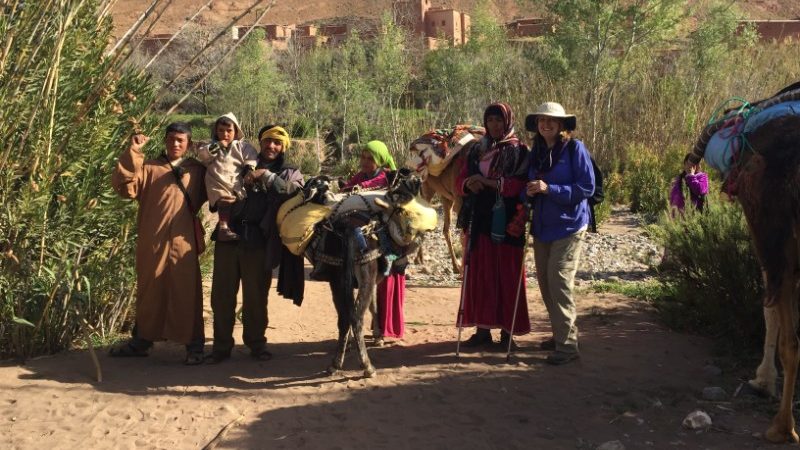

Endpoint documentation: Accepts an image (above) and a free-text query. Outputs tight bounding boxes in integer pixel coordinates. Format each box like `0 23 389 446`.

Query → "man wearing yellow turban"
206 124 305 364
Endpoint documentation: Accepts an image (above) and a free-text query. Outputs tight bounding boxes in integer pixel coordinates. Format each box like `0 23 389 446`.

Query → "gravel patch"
405 206 661 287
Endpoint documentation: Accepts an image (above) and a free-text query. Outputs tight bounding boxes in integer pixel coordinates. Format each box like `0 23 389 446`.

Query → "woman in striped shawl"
456 102 531 350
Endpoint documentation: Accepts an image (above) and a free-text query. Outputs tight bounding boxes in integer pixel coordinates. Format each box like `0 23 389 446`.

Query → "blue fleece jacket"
526 139 595 243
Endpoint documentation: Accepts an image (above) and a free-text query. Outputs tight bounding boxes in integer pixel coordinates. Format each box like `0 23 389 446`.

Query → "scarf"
477 102 526 178
258 126 291 151
364 140 397 170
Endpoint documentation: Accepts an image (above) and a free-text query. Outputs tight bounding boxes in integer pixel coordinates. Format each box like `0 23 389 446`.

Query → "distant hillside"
111 0 800 36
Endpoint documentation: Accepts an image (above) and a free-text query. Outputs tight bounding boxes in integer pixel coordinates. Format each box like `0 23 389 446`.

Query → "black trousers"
209 241 271 355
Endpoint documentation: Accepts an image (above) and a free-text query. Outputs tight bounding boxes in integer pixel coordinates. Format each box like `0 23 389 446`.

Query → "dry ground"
0 270 790 449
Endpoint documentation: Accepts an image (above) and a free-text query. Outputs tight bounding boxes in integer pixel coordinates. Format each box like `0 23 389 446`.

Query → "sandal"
184 351 205 366
204 351 230 365
108 342 149 357
250 348 273 361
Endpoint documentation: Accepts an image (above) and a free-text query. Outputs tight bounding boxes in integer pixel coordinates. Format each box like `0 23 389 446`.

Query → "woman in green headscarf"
340 140 405 343
341 140 396 190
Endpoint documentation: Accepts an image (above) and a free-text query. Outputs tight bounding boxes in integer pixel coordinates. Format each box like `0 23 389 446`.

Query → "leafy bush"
649 198 764 354
0 1 158 358
621 143 684 221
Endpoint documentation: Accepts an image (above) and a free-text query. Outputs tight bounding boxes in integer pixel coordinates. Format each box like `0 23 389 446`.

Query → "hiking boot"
217 226 239 242
546 351 579 366
462 329 493 347
539 338 556 351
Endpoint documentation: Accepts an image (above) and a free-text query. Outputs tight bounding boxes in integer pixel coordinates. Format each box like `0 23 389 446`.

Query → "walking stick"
506 202 534 362
455 221 474 358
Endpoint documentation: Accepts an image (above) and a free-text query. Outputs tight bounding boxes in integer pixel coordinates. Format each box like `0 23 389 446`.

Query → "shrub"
649 197 764 354
621 143 684 221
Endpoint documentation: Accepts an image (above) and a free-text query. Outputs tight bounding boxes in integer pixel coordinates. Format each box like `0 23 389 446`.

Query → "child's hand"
130 134 149 152
244 168 267 186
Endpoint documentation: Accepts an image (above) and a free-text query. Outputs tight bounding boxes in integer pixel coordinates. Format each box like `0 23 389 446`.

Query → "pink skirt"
377 273 405 338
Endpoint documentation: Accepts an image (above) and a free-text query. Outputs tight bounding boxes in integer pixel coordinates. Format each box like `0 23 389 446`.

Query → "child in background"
341 140 397 191
670 154 709 214
195 113 258 241
341 141 405 344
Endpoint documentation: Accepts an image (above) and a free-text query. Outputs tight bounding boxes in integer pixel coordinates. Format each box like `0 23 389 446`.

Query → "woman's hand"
526 180 549 196
465 174 491 193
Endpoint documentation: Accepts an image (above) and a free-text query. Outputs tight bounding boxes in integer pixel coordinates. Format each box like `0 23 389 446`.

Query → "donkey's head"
374 171 437 247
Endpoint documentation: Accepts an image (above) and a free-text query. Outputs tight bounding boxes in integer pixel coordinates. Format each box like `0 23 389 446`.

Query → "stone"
682 410 712 430
702 387 727 401
703 364 722 378
597 440 625 450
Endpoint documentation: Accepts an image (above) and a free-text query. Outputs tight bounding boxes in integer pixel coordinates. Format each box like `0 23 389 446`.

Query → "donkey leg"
369 295 384 347
328 278 351 375
749 305 779 397
353 265 377 378
766 264 800 443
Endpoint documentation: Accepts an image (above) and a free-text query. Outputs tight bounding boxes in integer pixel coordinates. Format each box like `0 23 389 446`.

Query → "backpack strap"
165 158 198 215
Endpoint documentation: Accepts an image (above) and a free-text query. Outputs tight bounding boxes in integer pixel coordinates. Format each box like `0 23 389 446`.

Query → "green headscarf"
364 140 396 170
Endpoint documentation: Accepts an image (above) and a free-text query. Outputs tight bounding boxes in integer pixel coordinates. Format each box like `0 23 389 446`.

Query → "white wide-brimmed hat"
525 102 577 132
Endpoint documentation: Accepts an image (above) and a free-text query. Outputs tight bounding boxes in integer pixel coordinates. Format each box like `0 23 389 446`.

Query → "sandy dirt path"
0 271 784 449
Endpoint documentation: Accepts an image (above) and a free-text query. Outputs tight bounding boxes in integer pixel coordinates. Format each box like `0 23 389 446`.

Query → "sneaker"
462 329 493 347
546 351 579 365
217 226 240 242
539 338 556 351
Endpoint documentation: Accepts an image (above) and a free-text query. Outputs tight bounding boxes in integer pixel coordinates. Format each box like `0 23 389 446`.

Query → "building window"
442 20 445 26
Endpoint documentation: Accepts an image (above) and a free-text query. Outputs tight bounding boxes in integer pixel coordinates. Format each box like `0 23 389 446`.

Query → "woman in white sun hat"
524 102 595 365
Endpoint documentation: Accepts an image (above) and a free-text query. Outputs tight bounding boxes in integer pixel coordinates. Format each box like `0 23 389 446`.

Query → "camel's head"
405 138 440 179
405 125 486 178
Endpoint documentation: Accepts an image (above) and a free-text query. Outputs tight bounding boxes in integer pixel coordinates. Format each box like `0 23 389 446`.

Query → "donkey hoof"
766 424 799 443
327 365 340 376
363 366 376 378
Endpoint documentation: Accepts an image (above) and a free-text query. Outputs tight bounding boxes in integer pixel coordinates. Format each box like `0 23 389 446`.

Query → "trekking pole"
455 221 474 358
506 201 534 363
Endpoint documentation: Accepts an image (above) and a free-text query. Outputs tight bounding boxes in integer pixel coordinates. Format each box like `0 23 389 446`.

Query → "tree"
536 0 685 156
371 13 413 152
208 29 289 137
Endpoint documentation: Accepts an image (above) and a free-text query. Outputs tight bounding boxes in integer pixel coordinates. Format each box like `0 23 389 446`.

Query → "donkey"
406 126 484 273
688 87 800 443
306 174 435 377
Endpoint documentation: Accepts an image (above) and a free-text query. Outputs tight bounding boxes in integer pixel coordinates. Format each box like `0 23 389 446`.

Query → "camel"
688 86 800 443
406 125 485 273
299 174 435 377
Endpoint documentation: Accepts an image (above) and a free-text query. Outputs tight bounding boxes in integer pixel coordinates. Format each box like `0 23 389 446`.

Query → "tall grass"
0 0 162 358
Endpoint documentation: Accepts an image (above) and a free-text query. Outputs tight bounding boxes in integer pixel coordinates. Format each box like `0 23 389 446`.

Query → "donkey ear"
374 197 391 210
